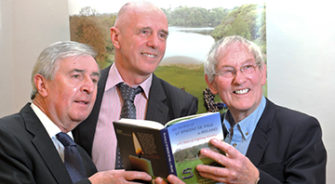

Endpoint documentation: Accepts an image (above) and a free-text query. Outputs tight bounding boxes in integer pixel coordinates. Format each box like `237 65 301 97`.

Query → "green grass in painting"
155 65 207 113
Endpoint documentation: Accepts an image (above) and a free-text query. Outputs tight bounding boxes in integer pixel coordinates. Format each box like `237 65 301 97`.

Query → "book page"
117 118 165 130
165 112 214 127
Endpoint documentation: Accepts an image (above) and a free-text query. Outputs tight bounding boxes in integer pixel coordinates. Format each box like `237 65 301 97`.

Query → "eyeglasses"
215 64 259 78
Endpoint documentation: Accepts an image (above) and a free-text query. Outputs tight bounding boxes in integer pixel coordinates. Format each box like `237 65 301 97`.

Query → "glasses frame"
215 62 261 78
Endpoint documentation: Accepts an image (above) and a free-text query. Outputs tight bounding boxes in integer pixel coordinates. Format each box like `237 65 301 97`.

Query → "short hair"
30 41 96 99
204 35 265 82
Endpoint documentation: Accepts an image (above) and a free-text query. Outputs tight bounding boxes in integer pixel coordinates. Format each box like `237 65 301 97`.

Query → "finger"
199 147 230 167
167 174 185 184
124 171 152 181
210 139 240 159
153 177 168 184
197 170 227 183
196 165 228 178
196 165 230 183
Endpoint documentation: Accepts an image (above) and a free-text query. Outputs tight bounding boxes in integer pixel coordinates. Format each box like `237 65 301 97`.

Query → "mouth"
233 88 250 95
141 52 157 58
74 100 89 105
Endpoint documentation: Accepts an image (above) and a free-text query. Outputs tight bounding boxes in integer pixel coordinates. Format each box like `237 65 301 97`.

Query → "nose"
81 76 95 94
146 34 159 49
232 70 247 84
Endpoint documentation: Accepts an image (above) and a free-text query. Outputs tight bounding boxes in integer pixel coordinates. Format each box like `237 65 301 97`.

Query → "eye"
140 28 151 35
223 69 234 75
217 67 235 78
70 71 84 81
159 32 168 40
241 64 256 73
92 77 98 84
72 74 80 79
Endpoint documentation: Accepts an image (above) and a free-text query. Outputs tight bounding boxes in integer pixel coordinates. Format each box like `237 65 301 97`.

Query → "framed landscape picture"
68 0 266 113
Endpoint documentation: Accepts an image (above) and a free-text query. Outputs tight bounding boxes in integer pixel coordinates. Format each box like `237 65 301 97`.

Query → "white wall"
0 0 15 115
0 0 70 116
0 0 333 183
267 1 335 183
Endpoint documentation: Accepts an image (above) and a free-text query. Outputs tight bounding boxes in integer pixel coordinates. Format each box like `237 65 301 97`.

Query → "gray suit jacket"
73 65 198 156
0 104 97 184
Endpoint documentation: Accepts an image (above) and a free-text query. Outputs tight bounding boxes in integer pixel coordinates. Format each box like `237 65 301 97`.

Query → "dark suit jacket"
0 104 97 184
73 65 198 156
224 99 326 184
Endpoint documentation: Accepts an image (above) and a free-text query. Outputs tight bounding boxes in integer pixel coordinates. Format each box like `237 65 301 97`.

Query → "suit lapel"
85 65 110 131
146 75 169 123
91 65 110 124
246 99 273 166
22 104 72 184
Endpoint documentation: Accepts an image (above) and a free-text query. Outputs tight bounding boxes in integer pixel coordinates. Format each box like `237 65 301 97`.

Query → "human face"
112 7 168 80
42 55 99 131
206 42 266 121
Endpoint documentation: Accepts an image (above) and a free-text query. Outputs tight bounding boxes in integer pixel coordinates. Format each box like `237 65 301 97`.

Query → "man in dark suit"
195 36 327 183
73 2 197 182
0 41 152 184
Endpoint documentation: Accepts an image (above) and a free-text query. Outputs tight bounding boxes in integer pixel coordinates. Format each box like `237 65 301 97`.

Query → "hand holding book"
113 112 224 184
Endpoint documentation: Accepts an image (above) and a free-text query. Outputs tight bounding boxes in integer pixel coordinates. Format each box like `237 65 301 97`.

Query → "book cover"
113 112 223 184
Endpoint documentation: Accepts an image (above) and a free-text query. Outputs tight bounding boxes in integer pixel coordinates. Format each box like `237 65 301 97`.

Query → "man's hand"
89 170 152 184
196 139 259 184
154 175 185 184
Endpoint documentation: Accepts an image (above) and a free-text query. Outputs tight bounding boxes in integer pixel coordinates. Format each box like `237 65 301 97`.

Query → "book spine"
161 128 177 175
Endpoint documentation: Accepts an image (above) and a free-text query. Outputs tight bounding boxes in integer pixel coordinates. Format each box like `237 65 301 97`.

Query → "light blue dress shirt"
223 96 266 155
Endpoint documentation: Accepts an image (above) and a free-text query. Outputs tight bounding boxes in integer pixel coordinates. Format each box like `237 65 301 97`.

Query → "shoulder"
0 104 37 141
151 75 198 115
268 99 318 123
0 112 24 130
264 99 320 132
0 112 29 153
153 75 196 100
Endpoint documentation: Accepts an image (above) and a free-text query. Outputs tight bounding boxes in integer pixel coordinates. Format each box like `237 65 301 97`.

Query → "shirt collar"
30 103 73 139
106 63 152 99
224 96 266 140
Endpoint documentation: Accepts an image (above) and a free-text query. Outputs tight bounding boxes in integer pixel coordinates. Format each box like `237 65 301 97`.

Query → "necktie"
118 82 143 119
56 132 86 183
115 82 143 169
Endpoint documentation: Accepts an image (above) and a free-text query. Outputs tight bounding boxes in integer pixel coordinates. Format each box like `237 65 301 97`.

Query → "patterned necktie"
118 82 143 119
56 132 86 183
115 82 143 169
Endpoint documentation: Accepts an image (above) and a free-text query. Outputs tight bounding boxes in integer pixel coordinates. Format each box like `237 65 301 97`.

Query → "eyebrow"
220 59 256 67
92 72 100 78
72 69 100 77
160 29 169 36
140 26 169 36
72 69 84 73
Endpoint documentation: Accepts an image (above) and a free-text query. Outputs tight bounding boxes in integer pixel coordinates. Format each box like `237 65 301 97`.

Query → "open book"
113 112 224 184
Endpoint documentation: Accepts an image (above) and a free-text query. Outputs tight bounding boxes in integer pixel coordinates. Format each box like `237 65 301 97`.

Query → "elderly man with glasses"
194 35 327 184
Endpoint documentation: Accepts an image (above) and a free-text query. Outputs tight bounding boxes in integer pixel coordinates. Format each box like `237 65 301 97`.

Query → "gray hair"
204 35 264 82
31 41 96 99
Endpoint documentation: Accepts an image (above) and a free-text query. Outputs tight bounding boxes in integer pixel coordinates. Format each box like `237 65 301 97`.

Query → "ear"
205 74 218 95
110 27 121 49
260 63 267 85
34 74 48 97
